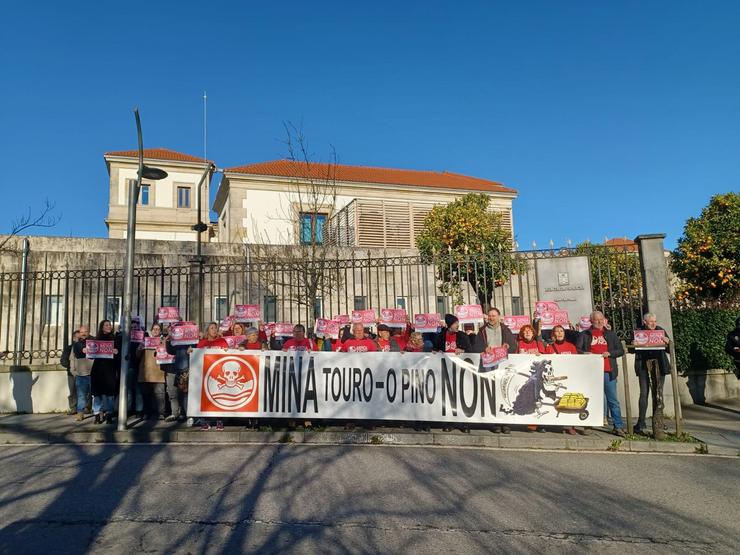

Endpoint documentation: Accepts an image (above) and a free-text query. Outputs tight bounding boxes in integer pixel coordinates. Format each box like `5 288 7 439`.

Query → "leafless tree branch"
0 199 60 253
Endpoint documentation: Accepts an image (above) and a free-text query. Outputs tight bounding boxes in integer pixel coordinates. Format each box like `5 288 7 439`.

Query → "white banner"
187 351 604 426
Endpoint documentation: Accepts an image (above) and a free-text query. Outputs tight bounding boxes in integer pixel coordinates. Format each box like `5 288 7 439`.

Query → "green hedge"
672 308 737 374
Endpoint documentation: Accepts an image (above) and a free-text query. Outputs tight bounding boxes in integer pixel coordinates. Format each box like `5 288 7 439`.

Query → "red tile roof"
105 148 210 164
605 237 638 252
225 159 516 194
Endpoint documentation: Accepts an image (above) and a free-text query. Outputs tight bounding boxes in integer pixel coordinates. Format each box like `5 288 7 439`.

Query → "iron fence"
0 244 642 365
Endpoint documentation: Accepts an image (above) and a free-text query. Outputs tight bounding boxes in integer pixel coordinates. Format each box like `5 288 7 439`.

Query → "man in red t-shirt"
376 324 403 352
336 323 378 352
282 324 316 352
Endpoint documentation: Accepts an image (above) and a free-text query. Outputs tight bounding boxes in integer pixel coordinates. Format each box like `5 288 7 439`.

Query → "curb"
0 427 715 454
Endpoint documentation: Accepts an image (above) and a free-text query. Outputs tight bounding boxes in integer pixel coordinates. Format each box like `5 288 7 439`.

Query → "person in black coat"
471 307 517 354
633 313 672 434
434 314 470 354
89 319 121 424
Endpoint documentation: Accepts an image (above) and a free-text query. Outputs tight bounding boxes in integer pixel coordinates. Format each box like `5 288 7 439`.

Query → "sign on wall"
535 256 593 326
188 351 604 426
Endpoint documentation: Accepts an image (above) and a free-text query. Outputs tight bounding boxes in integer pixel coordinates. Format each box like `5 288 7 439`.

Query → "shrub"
671 308 736 374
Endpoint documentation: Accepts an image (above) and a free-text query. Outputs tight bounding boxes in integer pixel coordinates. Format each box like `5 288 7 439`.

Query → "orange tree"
416 193 524 308
671 192 740 307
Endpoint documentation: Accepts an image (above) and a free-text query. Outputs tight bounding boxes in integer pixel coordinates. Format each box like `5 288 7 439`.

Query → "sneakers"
186 417 194 428
164 415 177 423
215 420 224 431
563 426 577 435
612 427 626 438
200 420 211 431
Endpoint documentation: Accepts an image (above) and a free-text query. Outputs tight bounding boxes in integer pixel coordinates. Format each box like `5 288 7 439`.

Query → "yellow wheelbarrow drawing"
555 392 590 421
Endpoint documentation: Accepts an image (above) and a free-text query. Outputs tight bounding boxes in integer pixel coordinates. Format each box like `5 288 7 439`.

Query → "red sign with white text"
131 330 145 343
413 313 441 333
578 315 609 331
502 315 530 334
633 329 666 350
85 340 114 359
223 335 246 349
200 352 260 412
144 336 161 350
380 308 407 328
315 318 340 339
169 324 200 346
482 345 509 368
234 305 261 322
274 323 295 337
333 314 351 326
155 344 175 365
157 306 181 324
351 309 377 325
539 310 570 330
219 315 236 333
454 305 484 324
535 301 560 317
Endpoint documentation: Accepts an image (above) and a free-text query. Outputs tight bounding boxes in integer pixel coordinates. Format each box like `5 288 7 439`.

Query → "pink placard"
578 315 608 331
223 335 246 349
539 310 570 330
351 309 377 325
535 301 560 317
274 323 295 337
633 329 666 350
333 314 351 326
219 315 236 333
263 323 275 338
315 318 340 339
502 315 531 334
413 313 440 333
169 324 200 346
155 344 175 365
454 304 484 324
157 306 181 324
380 308 407 328
85 339 114 359
234 304 261 322
482 345 509 368
131 329 145 343
144 336 161 350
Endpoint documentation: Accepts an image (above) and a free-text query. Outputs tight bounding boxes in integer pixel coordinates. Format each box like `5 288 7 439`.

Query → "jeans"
127 367 144 412
603 373 624 429
74 376 91 413
165 372 187 417
93 394 115 415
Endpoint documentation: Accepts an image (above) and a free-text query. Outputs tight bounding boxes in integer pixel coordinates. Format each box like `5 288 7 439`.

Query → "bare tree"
247 123 340 327
0 199 60 253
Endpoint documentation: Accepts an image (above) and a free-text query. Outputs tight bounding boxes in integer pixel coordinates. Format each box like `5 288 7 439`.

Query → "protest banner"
169 323 200 346
157 306 181 324
380 308 407 328
481 346 509 368
187 351 603 426
234 304 261 322
351 309 377 325
274 323 295 337
413 313 440 333
633 329 666 350
539 310 571 330
224 335 247 349
315 318 340 339
453 304 484 324
85 340 114 359
131 329 145 343
502 315 530 334
155 345 175 365
144 336 161 350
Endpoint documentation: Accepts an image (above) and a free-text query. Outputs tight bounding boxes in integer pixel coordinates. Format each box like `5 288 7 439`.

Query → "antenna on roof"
203 91 208 161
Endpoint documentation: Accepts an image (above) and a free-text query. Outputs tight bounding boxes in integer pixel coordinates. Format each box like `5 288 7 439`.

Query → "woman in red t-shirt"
545 325 578 354
244 327 266 350
405 332 425 352
516 325 546 354
196 322 229 349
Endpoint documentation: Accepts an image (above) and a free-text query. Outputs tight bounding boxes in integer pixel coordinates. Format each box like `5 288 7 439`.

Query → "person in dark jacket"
577 310 626 436
471 308 517 354
725 317 740 379
60 330 79 415
633 313 672 434
89 319 121 424
435 314 470 354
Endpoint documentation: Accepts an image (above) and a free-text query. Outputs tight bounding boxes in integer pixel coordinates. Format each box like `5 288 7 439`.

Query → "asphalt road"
0 444 737 554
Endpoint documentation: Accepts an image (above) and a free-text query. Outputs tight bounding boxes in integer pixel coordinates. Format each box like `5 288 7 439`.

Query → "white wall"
117 168 200 208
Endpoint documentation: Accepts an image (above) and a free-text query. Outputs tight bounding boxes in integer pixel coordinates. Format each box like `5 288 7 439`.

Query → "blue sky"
1 1 738 249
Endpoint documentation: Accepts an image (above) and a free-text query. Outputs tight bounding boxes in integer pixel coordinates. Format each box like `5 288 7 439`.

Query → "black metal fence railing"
0 244 642 365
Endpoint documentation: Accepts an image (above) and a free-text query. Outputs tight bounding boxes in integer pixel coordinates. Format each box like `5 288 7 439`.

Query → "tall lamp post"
117 108 168 431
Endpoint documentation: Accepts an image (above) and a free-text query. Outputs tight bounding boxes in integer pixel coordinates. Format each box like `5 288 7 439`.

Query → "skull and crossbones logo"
217 360 246 389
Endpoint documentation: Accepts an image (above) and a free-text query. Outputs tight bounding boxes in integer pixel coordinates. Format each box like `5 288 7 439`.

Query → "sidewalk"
2 407 737 455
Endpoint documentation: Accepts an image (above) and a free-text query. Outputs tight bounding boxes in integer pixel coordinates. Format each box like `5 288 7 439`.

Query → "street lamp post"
117 108 168 431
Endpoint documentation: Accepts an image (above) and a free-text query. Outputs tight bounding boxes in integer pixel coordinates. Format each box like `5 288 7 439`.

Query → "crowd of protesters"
61 306 684 438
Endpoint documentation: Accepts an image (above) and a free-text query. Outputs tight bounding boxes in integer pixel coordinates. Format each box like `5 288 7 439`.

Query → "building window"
161 295 178 309
139 185 150 206
436 295 447 316
213 296 228 322
511 296 522 315
177 187 191 208
396 297 407 310
354 296 367 311
42 294 64 327
299 212 327 245
314 297 323 319
264 295 277 322
105 296 121 325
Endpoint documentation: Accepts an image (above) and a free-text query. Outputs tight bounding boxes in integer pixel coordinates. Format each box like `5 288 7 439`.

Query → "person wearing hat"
434 314 470 354
376 324 403 352
244 327 266 350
